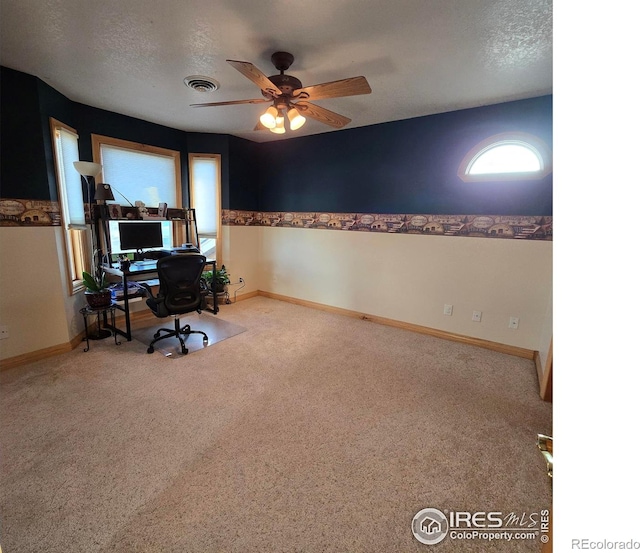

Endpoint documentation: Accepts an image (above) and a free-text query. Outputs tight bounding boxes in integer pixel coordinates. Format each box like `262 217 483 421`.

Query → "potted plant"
82 270 112 309
203 265 230 295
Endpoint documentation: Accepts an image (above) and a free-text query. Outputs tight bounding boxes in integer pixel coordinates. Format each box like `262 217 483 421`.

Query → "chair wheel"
182 347 189 355
147 346 154 354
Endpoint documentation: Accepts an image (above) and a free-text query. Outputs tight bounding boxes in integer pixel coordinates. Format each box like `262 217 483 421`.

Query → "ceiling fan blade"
294 76 371 101
295 101 351 128
190 98 271 108
227 60 282 96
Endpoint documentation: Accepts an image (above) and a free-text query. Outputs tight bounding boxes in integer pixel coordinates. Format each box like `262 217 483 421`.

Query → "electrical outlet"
0 325 8 340
509 316 519 329
444 304 453 316
472 310 482 322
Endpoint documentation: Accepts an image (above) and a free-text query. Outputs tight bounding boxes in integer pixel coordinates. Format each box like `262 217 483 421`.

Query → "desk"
102 259 218 341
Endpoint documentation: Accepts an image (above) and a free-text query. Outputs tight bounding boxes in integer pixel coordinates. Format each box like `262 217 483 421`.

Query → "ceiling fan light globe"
288 108 306 130
259 106 278 129
270 115 286 134
260 115 276 129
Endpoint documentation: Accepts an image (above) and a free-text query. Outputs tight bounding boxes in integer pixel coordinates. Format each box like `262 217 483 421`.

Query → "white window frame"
458 132 552 182
189 153 222 261
50 118 91 294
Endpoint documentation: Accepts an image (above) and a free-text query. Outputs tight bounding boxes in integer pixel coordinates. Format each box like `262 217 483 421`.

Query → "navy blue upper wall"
0 67 50 200
2 66 552 217
37 77 78 201
257 96 552 215
228 136 260 211
1 66 233 208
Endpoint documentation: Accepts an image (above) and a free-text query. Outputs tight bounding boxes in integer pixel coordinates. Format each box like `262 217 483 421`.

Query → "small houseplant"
203 265 230 295
82 270 112 309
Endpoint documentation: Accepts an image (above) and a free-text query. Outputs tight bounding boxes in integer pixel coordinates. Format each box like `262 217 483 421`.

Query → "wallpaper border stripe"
0 199 552 241
223 210 552 240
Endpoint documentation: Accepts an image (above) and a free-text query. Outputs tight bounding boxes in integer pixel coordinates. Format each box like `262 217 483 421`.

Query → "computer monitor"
109 220 173 255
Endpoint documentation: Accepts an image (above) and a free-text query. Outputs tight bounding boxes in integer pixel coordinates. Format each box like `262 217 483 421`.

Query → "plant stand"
80 304 121 351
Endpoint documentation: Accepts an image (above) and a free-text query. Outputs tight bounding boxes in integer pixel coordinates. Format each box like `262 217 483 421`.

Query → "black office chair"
141 254 209 355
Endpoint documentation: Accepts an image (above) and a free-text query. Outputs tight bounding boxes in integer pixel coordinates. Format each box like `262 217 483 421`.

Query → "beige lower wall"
0 227 82 359
227 225 552 351
219 225 261 296
0 224 552 361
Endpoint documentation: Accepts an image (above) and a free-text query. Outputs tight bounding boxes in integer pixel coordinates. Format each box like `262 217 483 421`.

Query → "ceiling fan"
190 51 372 134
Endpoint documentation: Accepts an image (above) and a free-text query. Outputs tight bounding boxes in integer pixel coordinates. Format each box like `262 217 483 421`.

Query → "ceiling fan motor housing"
265 73 303 97
262 51 303 99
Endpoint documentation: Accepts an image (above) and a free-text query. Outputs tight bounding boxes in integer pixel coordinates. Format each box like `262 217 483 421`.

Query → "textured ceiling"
0 0 552 142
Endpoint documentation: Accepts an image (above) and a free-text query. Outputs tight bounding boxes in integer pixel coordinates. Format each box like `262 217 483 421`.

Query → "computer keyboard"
133 260 157 268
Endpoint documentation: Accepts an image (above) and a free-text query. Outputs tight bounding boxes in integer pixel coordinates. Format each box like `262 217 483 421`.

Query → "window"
458 132 552 182
91 135 181 209
189 154 221 260
50 118 91 293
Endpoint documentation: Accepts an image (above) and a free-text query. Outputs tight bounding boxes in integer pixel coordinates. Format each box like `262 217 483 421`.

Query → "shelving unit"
96 207 200 267
93 207 217 342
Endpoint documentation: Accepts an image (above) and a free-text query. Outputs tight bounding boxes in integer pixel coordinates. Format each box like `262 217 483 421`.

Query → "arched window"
458 132 551 182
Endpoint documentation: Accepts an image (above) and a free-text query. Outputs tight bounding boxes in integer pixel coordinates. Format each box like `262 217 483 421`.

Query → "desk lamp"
94 183 115 202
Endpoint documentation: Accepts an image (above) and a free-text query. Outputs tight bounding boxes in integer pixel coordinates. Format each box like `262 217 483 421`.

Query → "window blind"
56 128 85 228
191 157 218 237
101 145 177 208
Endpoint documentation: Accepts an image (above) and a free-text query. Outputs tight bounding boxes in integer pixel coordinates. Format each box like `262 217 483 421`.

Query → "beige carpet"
0 297 552 552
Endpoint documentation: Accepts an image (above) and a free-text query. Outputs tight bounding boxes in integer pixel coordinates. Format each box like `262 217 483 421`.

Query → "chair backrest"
155 254 207 315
